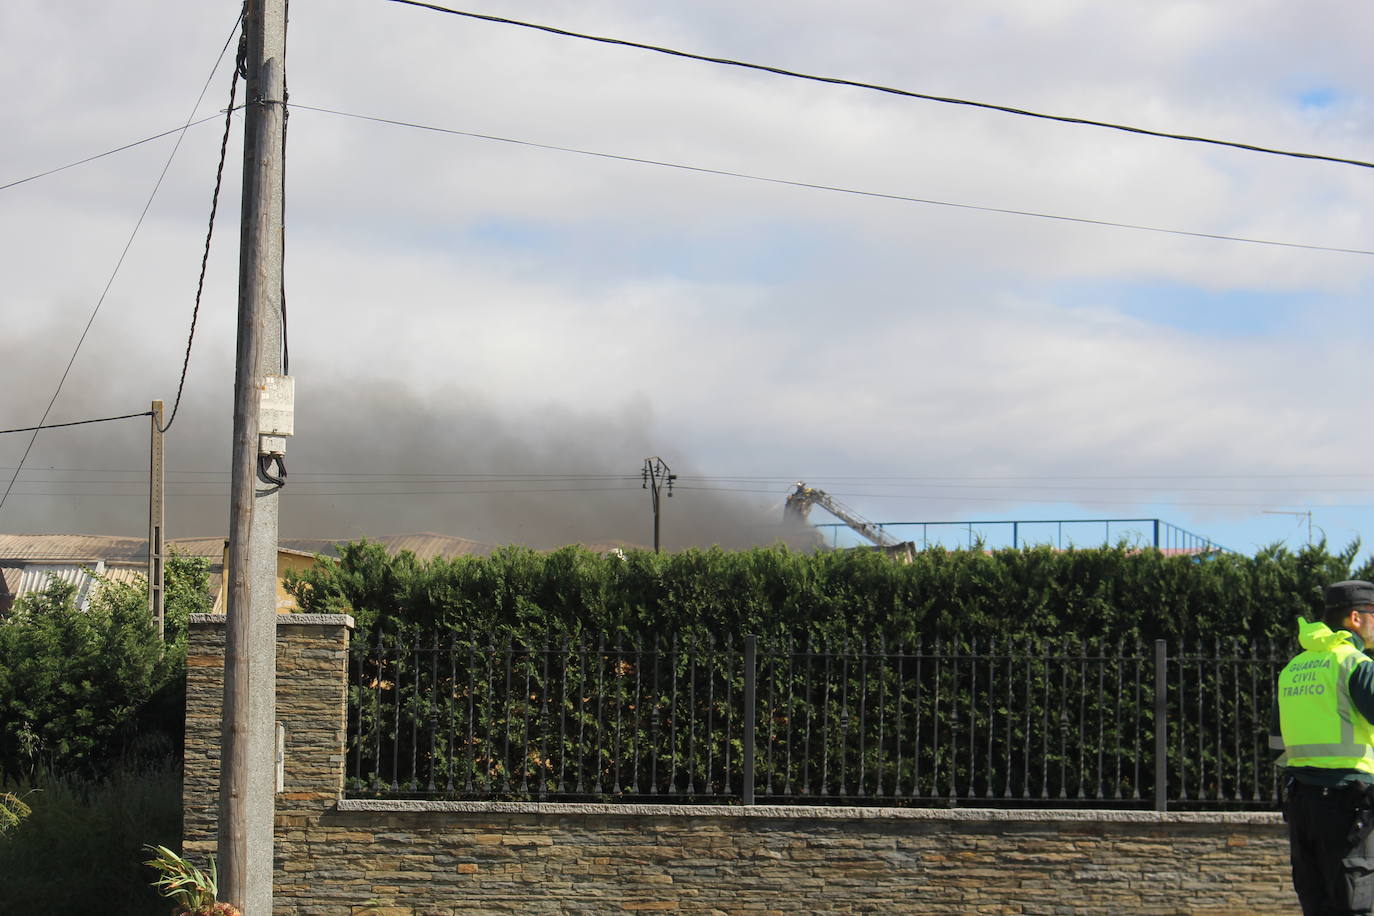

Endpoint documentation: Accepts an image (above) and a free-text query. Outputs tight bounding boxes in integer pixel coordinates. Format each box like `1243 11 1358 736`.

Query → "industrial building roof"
0 532 504 613
0 532 499 564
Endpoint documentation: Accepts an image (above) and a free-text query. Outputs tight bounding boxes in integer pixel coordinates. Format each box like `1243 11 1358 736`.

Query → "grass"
0 759 182 915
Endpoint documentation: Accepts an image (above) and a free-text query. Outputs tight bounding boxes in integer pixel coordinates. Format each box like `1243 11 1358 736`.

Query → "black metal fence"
813 517 1230 553
345 633 1288 810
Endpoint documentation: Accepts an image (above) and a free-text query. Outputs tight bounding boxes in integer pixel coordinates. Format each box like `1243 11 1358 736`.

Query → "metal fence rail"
814 518 1230 553
349 635 747 801
345 633 1288 810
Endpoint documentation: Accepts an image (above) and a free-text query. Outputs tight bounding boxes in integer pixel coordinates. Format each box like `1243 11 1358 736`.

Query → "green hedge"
299 540 1366 807
287 539 1369 645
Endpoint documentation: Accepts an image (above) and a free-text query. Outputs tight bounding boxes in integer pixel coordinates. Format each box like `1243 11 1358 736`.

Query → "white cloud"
3 0 1373 556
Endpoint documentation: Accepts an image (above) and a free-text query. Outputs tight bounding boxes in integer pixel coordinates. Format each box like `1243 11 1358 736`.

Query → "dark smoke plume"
0 323 816 552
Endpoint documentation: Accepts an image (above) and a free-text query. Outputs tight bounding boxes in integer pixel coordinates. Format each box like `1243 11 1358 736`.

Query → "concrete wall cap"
189 612 355 629
333 798 1283 825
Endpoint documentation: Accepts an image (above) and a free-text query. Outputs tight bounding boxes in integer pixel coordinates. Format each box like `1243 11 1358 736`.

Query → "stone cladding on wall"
184 616 1293 916
184 613 353 864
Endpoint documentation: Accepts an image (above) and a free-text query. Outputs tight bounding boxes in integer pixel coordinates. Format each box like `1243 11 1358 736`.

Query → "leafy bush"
144 844 238 916
0 790 31 836
299 539 1356 807
0 555 210 782
288 539 1362 646
0 762 181 915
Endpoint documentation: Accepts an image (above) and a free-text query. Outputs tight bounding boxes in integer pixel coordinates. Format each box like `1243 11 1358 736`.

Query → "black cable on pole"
382 0 1374 172
163 24 246 434
289 103 1374 257
0 11 247 520
0 412 154 436
280 0 292 377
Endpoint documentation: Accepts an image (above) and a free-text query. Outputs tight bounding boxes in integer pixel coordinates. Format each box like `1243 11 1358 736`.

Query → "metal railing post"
1154 639 1168 811
743 635 757 805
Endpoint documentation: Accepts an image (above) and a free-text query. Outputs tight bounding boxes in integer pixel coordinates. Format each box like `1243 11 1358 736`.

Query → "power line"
0 412 153 436
0 477 641 489
0 468 642 481
290 103 1374 257
680 481 1374 499
16 477 1374 497
12 471 1370 499
675 484 1374 511
12 483 1367 511
4 485 642 498
681 477 1374 483
691 481 1374 495
382 0 1374 172
10 465 1374 483
0 12 247 522
0 115 229 193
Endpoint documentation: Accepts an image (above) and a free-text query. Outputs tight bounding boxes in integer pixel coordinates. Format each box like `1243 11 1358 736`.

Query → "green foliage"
350 630 1286 806
0 762 182 915
144 844 236 916
288 538 1354 646
0 555 210 781
0 790 31 836
310 540 1350 806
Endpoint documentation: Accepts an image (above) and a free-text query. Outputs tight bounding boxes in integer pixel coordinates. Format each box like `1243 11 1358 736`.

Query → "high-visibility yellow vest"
1278 618 1374 773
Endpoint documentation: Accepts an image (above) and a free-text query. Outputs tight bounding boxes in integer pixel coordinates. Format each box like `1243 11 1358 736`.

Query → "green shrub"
0 790 31 836
0 555 209 782
0 762 182 915
287 539 1356 646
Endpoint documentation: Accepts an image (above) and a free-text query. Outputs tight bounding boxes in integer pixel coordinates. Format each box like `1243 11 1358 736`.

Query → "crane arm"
783 482 900 547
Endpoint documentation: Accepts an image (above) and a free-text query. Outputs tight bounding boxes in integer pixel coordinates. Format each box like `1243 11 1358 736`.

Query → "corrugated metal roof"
0 534 240 562
103 566 149 587
16 562 104 609
8 561 147 609
0 534 147 561
0 532 506 564
163 537 226 559
16 561 101 592
366 533 496 560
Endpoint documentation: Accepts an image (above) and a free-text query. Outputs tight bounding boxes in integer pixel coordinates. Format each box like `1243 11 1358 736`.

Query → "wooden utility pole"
220 1 288 913
148 400 165 639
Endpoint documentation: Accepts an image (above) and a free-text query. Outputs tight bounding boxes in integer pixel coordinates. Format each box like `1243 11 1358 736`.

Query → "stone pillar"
183 614 354 868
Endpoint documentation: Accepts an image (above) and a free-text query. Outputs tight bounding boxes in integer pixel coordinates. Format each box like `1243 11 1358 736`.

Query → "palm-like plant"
0 791 33 836
142 845 241 916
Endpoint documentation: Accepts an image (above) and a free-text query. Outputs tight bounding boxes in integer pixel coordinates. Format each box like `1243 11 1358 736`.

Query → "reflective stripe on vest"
1280 644 1374 770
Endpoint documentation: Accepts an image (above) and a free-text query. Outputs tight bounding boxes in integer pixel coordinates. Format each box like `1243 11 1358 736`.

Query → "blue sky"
1298 87 1343 111
1055 280 1311 336
1 0 1372 558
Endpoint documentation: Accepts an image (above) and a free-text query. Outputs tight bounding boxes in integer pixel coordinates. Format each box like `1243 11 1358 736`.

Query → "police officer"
1274 580 1374 915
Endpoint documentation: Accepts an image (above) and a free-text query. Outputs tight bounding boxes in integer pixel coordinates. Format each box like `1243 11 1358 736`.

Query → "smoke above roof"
0 326 814 551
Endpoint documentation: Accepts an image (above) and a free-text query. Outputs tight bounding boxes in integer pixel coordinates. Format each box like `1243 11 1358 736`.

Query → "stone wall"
184 613 352 864
184 616 1294 916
